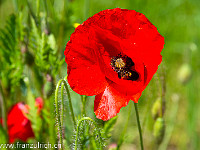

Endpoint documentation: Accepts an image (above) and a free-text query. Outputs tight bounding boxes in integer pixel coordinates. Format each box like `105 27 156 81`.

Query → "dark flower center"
111 54 139 81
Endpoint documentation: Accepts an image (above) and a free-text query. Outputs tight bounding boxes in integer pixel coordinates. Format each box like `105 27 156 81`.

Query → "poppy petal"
94 85 141 121
68 65 108 96
7 103 35 143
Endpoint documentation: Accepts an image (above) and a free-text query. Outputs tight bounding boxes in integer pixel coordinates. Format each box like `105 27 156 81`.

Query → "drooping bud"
177 63 192 84
153 117 165 145
151 97 162 120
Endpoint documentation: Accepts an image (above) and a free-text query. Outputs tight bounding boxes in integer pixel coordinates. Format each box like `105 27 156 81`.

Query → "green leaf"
102 116 118 139
0 125 7 144
0 14 23 93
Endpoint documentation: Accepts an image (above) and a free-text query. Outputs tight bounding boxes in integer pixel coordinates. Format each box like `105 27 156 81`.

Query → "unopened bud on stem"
153 117 165 145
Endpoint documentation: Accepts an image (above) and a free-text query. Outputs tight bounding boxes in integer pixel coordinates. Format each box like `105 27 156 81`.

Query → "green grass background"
0 0 200 150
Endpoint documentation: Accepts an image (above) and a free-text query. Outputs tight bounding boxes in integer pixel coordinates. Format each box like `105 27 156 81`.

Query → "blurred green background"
0 0 200 150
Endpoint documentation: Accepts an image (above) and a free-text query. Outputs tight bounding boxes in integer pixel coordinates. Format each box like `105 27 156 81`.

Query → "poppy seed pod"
151 97 162 120
151 97 165 120
153 117 165 145
177 63 192 84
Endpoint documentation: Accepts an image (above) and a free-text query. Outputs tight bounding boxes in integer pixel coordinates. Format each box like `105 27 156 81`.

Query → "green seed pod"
153 117 165 145
177 63 192 84
151 97 161 120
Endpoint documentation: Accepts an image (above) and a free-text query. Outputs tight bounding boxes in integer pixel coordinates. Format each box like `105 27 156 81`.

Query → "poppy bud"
177 63 192 84
153 117 165 145
189 43 197 52
151 97 161 120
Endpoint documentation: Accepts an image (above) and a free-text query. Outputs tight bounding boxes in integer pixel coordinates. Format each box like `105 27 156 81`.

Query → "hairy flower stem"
81 95 87 116
134 102 144 150
74 117 102 150
61 82 65 127
55 77 76 149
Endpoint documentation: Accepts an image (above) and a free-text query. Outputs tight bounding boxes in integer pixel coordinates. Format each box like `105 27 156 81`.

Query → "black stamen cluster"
111 54 139 81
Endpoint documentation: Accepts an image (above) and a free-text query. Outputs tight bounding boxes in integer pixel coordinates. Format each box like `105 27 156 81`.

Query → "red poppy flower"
2 97 44 143
7 102 34 143
64 8 164 121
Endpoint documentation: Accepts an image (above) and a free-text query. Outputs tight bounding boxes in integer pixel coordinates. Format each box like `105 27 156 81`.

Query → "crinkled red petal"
94 85 141 121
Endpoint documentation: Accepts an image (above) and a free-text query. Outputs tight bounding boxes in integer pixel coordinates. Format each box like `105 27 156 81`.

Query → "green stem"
158 96 179 150
57 0 66 53
134 102 144 150
0 81 7 133
63 77 76 127
74 117 102 150
55 78 76 127
27 0 38 25
55 80 63 149
84 0 90 20
81 95 87 116
55 77 76 149
117 104 132 150
61 82 65 127
36 0 40 19
156 73 163 117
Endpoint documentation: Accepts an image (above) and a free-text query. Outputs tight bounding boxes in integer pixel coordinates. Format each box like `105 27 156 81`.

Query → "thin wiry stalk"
55 76 76 149
61 82 65 127
81 95 87 117
117 104 132 149
156 72 163 117
134 102 144 150
0 80 7 133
